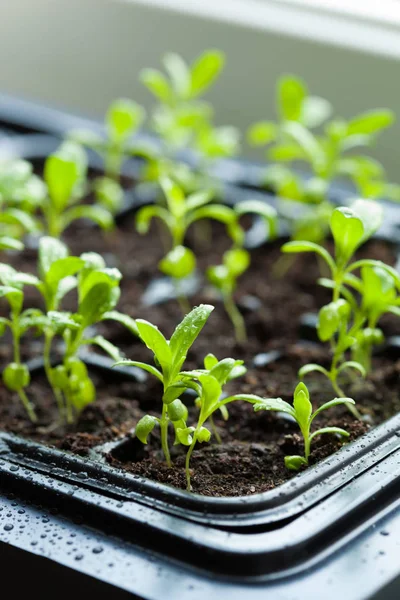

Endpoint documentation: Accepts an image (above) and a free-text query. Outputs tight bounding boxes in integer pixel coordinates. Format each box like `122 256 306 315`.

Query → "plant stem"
18 388 37 423
272 253 296 279
331 377 362 420
224 294 247 343
160 404 172 467
185 436 197 491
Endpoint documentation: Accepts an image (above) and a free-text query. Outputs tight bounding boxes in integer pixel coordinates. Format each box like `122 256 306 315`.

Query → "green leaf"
55 276 78 305
350 198 383 244
159 176 186 218
69 129 104 150
136 319 172 372
223 248 250 278
101 311 138 336
298 363 330 378
309 426 350 442
167 398 188 422
159 246 196 279
247 121 277 146
0 208 40 233
253 397 295 417
47 310 79 331
188 204 244 245
186 189 214 211
0 286 23 314
209 358 238 385
285 455 308 470
302 96 332 128
204 353 218 370
78 268 121 303
140 68 171 103
278 75 307 121
0 237 24 251
169 304 214 374
317 300 349 342
44 148 81 211
106 98 144 141
190 50 225 98
113 359 162 382
38 237 68 280
176 426 195 446
136 415 159 444
94 177 124 213
84 335 121 361
46 257 84 290
347 109 394 136
311 398 355 423
330 207 365 264
293 382 312 429
163 53 191 98
197 426 211 443
61 205 114 233
135 205 171 235
79 282 120 326
282 121 325 169
3 362 30 391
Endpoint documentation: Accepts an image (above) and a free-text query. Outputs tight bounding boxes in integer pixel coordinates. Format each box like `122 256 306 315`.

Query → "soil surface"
1 200 400 496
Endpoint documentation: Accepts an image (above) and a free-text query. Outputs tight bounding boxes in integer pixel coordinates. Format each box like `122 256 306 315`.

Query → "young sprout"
114 305 215 467
343 265 400 372
254 382 354 470
282 200 400 415
0 159 44 249
207 248 250 343
140 50 239 195
249 75 395 243
0 265 44 421
35 237 137 424
177 356 266 490
42 141 114 238
136 176 244 311
70 98 146 183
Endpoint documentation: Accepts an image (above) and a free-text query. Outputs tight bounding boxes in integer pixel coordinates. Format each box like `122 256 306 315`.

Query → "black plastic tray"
1 93 400 599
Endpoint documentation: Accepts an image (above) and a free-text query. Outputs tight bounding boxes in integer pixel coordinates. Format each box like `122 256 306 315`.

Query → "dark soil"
1 206 400 496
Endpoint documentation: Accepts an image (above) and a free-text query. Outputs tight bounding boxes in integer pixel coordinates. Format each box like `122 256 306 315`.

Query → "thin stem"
331 377 362 420
272 253 296 279
160 404 172 467
185 436 197 491
224 294 247 343
18 388 37 423
303 431 311 463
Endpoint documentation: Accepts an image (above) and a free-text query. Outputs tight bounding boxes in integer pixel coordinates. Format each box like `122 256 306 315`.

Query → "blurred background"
1 0 400 176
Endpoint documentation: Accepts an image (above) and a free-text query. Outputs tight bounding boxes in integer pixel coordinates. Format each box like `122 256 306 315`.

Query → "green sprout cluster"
1 48 399 492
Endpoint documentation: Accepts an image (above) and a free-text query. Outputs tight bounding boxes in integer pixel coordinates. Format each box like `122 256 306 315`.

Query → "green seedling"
136 176 244 310
254 382 354 470
0 159 44 249
141 50 239 195
339 265 400 372
283 200 400 415
35 237 137 423
177 356 269 490
207 248 250 342
114 304 215 467
70 98 146 184
42 141 115 238
0 265 44 421
249 75 395 242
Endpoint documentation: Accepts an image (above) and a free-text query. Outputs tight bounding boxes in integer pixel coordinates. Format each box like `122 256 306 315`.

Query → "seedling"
254 382 354 470
35 237 137 423
114 305 215 467
42 141 114 238
207 248 250 342
0 265 44 421
249 75 395 242
136 176 244 310
0 159 44 249
141 50 239 195
70 98 146 183
177 357 270 490
282 200 400 414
